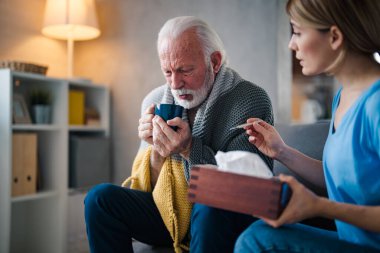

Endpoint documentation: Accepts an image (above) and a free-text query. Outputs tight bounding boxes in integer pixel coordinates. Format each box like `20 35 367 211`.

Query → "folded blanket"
122 146 192 253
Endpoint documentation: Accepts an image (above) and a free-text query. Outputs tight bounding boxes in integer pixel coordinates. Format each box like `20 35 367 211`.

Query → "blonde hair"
286 0 380 57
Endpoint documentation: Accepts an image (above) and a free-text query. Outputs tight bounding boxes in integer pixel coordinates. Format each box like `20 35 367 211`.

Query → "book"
188 165 292 219
69 90 85 125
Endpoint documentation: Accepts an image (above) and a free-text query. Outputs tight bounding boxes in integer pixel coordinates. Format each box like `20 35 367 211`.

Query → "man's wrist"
150 147 166 188
180 138 192 160
151 147 165 162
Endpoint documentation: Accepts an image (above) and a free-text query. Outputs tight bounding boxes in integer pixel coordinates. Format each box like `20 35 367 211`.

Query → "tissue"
215 151 273 178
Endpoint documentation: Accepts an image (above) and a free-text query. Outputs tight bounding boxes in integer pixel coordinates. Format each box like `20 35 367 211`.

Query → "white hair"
157 16 228 65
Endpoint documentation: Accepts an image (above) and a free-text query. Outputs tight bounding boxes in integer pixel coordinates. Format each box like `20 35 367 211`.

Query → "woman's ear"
210 51 222 73
329 26 344 51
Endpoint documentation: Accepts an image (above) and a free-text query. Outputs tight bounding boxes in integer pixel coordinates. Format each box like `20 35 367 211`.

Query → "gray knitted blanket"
140 65 274 182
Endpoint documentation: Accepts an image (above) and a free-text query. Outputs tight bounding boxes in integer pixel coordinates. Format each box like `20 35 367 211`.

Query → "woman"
234 0 380 252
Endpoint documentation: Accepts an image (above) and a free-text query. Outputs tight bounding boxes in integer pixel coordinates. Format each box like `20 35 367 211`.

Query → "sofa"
133 120 333 253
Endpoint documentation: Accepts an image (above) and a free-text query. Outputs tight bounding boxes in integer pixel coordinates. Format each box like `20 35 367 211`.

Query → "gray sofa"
134 121 333 253
273 120 335 231
274 120 330 196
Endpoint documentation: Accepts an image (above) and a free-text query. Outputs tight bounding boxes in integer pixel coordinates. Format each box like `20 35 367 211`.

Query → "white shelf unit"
0 69 110 253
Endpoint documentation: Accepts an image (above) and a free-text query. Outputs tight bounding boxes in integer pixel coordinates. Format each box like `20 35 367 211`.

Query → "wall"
0 0 67 77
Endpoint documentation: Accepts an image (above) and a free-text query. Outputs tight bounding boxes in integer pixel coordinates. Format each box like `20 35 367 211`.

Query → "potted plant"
29 89 52 124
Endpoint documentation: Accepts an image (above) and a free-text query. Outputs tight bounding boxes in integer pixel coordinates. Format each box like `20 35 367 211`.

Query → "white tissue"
215 151 273 178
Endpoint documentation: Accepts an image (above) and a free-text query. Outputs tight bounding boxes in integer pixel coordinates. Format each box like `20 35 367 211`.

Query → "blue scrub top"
323 79 380 249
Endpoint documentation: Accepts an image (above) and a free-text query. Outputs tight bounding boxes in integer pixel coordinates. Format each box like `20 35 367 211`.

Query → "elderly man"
85 16 273 253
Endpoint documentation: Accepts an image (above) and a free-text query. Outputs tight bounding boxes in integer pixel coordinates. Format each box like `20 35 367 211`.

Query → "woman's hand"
261 175 380 233
138 104 155 145
261 174 322 228
244 118 287 160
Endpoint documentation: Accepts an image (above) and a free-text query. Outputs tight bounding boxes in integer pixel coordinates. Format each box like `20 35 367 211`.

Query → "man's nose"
171 72 184 89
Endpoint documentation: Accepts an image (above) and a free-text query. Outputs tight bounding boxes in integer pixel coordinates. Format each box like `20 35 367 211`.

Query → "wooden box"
188 165 292 219
12 133 38 197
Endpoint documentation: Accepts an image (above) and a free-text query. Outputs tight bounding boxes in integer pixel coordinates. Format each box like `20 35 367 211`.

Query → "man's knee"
191 204 218 227
191 203 234 237
84 183 121 218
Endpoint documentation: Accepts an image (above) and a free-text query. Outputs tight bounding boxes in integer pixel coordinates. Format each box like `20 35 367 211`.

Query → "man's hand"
152 115 192 159
138 104 155 145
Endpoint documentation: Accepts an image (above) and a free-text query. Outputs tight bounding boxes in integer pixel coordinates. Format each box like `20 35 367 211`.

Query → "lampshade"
42 0 100 41
42 0 101 78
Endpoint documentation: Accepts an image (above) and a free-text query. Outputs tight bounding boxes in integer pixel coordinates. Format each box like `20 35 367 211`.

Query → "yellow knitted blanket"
122 146 192 253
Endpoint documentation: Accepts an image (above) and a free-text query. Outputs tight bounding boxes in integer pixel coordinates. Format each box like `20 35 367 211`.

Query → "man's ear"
210 51 222 73
329 26 344 51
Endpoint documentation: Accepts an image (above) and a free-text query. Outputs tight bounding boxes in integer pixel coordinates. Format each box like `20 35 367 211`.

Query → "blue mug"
154 104 184 131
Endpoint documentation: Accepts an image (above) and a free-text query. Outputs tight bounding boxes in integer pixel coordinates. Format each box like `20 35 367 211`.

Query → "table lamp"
42 0 101 78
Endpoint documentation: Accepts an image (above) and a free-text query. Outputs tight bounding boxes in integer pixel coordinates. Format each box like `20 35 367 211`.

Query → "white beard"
171 63 214 109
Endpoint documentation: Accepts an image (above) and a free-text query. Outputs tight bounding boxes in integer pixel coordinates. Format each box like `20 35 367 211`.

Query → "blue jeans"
190 203 257 253
84 183 172 253
234 220 379 253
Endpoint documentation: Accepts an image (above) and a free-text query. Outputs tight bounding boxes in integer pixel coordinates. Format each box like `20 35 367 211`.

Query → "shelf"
68 187 91 195
69 81 106 88
12 71 62 83
13 124 62 131
69 125 107 132
11 190 59 203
